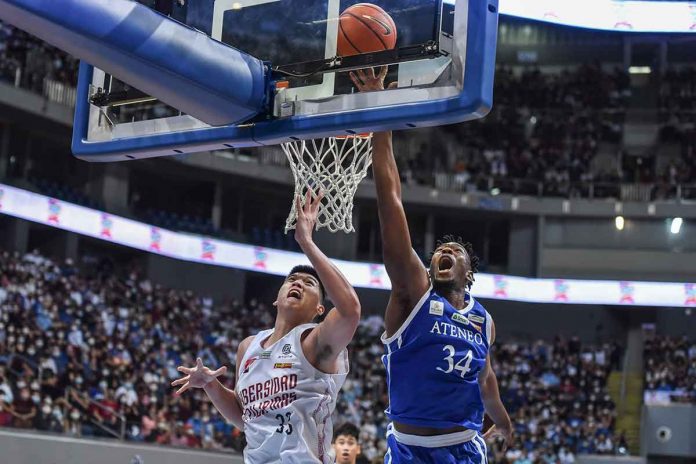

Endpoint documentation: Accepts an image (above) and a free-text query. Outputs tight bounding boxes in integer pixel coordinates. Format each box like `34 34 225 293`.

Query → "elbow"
347 297 362 321
341 296 362 325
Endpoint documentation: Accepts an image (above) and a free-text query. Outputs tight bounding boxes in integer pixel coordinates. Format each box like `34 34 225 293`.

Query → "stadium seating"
0 248 626 462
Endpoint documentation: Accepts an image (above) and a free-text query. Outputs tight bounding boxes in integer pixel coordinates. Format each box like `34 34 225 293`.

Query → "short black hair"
431 234 480 289
288 265 325 301
333 422 360 442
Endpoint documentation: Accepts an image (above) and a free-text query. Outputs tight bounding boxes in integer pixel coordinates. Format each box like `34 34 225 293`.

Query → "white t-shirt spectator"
68 325 84 347
39 357 58 375
0 378 13 404
559 447 576 464
596 436 613 453
115 382 138 406
595 349 606 366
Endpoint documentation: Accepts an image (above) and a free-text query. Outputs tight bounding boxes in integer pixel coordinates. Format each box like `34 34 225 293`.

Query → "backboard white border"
85 0 470 144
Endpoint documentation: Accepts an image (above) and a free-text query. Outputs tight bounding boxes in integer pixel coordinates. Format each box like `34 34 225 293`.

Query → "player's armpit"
302 304 359 374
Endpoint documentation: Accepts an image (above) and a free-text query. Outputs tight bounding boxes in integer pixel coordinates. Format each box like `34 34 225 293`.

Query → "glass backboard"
73 0 498 160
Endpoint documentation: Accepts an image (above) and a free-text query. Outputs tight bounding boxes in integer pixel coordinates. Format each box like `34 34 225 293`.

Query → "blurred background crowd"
0 248 675 463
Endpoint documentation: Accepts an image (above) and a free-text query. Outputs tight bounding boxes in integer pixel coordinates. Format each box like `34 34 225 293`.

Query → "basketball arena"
0 0 694 463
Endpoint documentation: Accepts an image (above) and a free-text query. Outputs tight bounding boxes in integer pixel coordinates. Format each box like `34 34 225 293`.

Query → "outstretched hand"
171 357 227 396
294 188 324 246
349 67 397 92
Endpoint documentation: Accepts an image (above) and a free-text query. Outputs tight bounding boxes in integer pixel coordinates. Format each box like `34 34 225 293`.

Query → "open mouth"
288 289 302 300
438 255 454 271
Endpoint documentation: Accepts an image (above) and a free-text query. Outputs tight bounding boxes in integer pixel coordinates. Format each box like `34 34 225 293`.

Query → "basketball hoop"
282 133 373 234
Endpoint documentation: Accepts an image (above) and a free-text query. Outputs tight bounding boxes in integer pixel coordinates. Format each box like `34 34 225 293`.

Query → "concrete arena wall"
0 429 244 464
642 404 696 460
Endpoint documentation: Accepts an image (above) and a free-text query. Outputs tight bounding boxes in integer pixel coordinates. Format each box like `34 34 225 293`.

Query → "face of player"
333 435 361 464
429 242 472 291
274 272 325 322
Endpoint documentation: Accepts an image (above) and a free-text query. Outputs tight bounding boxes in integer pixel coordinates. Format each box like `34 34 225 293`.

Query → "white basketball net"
282 134 373 234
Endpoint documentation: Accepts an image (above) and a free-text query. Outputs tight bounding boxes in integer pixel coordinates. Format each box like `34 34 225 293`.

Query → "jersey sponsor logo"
430 321 485 345
429 301 444 316
243 356 259 374
451 313 481 331
468 314 485 324
278 343 295 359
260 351 272 359
274 363 293 369
451 313 470 326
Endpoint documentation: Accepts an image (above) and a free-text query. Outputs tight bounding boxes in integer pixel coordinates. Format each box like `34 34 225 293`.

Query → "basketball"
337 3 397 56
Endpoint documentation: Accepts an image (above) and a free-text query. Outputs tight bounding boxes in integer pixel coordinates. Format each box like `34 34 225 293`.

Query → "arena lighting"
615 216 625 231
670 217 683 234
629 66 652 75
446 0 696 33
1 182 695 307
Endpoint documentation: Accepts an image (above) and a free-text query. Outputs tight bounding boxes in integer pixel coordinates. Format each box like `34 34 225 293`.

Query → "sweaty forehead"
288 272 318 284
439 242 466 253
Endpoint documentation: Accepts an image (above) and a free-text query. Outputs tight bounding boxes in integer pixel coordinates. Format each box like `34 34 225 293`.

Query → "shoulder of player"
237 335 256 358
468 298 495 344
389 259 430 303
484 309 495 345
235 335 256 379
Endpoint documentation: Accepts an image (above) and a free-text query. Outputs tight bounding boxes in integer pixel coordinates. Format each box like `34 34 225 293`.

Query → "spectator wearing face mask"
0 248 628 461
34 398 63 433
64 406 82 436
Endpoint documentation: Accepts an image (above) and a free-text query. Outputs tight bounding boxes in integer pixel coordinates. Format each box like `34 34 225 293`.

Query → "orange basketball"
337 3 397 56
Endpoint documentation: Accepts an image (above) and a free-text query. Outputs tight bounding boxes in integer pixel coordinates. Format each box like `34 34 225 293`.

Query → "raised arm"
294 190 361 373
350 69 430 331
371 131 428 290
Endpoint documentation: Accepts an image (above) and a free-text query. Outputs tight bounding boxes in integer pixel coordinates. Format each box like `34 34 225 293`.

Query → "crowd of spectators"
394 64 632 198
489 339 626 463
0 21 78 92
659 67 696 188
0 248 628 462
643 335 696 405
2 17 696 200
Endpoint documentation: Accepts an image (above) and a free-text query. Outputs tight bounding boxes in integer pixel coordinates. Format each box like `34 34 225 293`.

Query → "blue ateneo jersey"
381 287 492 430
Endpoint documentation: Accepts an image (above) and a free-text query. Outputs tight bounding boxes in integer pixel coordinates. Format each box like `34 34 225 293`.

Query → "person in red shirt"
10 387 36 428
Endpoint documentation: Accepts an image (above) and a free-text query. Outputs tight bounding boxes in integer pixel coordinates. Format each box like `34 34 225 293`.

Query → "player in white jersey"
171 190 361 464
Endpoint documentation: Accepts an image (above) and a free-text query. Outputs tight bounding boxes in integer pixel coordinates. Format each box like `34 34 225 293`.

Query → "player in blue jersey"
351 68 513 464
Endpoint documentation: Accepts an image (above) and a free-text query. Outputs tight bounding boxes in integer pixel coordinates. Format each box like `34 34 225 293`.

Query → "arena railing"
0 60 76 108
2 358 125 441
63 387 127 441
42 77 76 108
252 143 695 202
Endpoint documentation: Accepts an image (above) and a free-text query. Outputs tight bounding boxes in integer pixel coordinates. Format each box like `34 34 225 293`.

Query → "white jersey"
236 323 348 464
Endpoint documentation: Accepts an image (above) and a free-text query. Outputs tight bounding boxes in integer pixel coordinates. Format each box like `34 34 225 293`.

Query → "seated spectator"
643 335 695 404
0 247 625 463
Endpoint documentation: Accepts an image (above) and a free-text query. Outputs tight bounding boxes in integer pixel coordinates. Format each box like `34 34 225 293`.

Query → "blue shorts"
385 424 488 464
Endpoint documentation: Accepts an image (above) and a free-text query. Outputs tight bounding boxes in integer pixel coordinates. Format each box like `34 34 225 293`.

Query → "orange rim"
333 132 372 140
